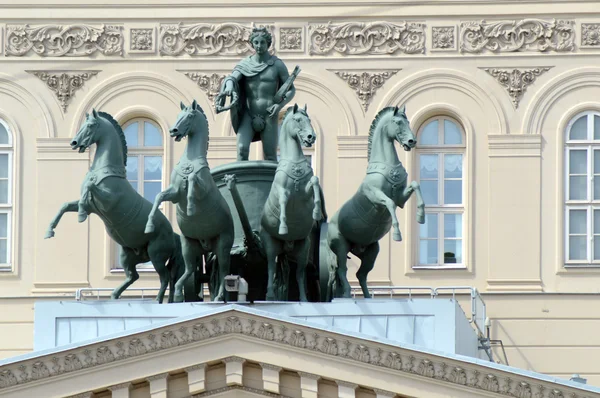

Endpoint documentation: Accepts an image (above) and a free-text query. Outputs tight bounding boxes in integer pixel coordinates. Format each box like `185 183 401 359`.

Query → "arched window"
564 111 600 266
0 119 13 270
113 118 164 270
415 116 465 268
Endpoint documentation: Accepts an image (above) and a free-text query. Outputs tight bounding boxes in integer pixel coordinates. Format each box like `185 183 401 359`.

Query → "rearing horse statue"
145 100 234 302
45 110 184 303
261 104 325 301
327 105 425 299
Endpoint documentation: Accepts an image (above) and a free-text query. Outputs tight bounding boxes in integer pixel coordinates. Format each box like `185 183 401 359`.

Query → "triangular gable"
0 306 598 398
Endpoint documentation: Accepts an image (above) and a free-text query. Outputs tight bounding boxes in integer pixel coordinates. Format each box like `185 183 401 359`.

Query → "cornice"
0 310 595 398
488 134 542 158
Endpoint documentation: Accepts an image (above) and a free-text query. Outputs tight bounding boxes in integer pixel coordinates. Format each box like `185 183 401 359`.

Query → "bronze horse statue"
327 105 425 299
261 104 325 301
45 110 184 303
145 100 234 302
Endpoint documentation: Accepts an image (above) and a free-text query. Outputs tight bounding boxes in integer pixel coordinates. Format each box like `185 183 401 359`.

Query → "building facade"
1 0 600 389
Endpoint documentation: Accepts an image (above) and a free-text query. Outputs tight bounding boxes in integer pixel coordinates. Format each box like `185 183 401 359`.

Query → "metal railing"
350 285 487 337
75 287 167 301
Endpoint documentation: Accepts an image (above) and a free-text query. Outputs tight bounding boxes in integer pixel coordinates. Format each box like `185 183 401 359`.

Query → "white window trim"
414 116 466 269
0 119 13 271
564 111 600 268
112 118 164 271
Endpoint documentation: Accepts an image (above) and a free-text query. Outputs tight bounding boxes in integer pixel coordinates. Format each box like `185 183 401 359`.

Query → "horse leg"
277 186 291 235
261 230 282 301
174 235 203 303
326 220 352 298
146 185 179 234
187 174 205 216
111 247 140 299
293 238 311 302
305 176 323 221
213 232 234 302
370 188 402 241
397 181 426 225
147 234 173 304
356 242 379 299
44 200 79 239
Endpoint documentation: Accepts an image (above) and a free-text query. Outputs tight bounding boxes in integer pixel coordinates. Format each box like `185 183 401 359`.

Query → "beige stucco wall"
1 0 600 387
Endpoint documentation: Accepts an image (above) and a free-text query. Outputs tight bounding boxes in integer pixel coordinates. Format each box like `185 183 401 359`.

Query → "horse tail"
167 233 186 303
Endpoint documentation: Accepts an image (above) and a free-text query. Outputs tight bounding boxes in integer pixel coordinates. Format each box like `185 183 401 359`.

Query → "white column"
109 382 132 398
185 364 206 394
337 381 358 398
224 356 245 386
260 363 282 394
147 373 169 398
374 388 396 398
299 372 320 398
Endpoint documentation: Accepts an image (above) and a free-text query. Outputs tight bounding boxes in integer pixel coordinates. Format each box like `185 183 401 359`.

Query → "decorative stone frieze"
333 70 398 112
279 27 303 51
28 71 99 112
308 21 425 55
581 23 600 47
482 67 551 108
182 72 226 104
460 19 575 53
159 23 274 56
130 28 155 53
0 311 591 398
5 24 124 56
432 26 456 51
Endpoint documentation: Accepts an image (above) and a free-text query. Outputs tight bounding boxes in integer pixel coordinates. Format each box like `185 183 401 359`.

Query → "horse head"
170 99 208 142
71 109 105 153
387 105 416 152
282 103 315 148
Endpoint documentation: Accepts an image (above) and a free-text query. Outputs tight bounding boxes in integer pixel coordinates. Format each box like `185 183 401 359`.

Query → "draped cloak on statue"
218 55 282 142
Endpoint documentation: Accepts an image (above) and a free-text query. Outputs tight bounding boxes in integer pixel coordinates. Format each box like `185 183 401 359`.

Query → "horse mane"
98 111 128 166
193 105 210 149
368 106 398 162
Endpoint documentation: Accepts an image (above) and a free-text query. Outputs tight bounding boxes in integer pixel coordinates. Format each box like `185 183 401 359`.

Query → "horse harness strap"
366 161 408 197
175 158 209 189
277 159 312 192
84 165 127 186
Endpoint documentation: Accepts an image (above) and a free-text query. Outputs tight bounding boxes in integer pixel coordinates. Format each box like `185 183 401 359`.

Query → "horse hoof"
144 224 155 234
279 225 288 235
78 213 88 223
44 230 55 239
110 294 119 300
393 231 402 242
417 213 425 224
174 294 184 303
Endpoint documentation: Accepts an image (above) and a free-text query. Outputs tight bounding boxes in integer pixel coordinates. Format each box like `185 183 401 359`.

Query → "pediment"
0 306 597 398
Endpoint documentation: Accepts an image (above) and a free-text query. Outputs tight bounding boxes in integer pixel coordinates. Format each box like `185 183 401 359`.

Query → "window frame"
413 115 466 269
0 119 13 271
564 111 600 267
112 117 164 272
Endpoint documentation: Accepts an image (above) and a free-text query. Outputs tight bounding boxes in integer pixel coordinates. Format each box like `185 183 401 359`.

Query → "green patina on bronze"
260 104 325 302
45 110 185 304
145 100 235 302
215 27 298 161
326 105 425 299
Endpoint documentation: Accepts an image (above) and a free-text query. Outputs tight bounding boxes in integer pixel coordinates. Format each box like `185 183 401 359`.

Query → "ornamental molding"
279 27 304 52
460 19 575 53
28 71 100 112
193 385 292 398
129 27 155 53
181 71 226 105
481 67 552 108
432 26 457 51
331 69 399 112
0 310 593 398
308 21 426 55
5 24 124 57
159 23 275 56
581 23 600 47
